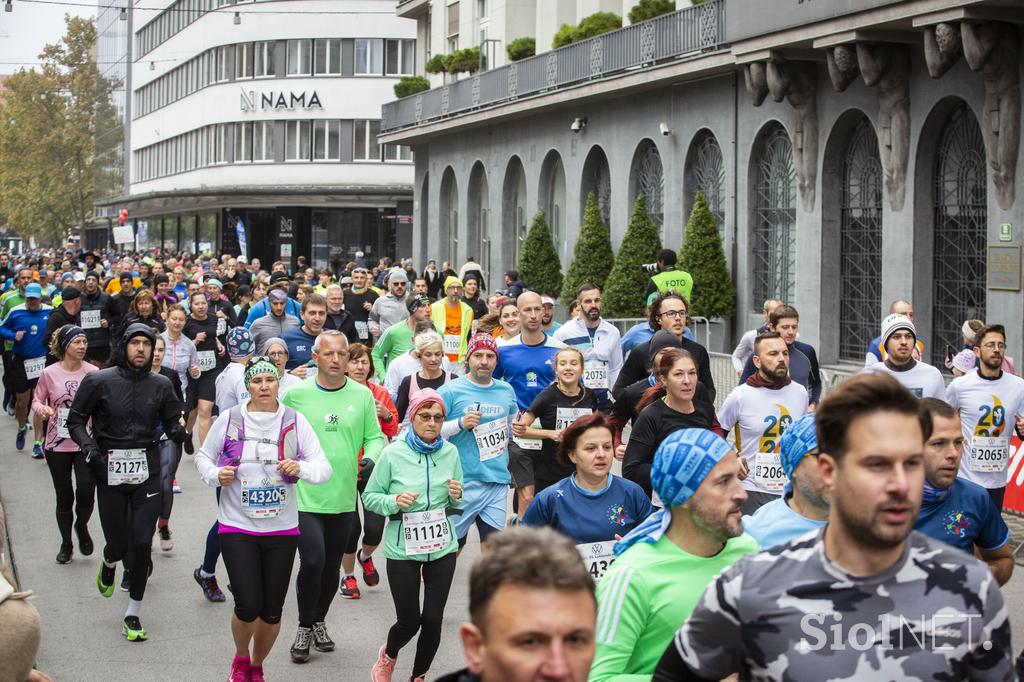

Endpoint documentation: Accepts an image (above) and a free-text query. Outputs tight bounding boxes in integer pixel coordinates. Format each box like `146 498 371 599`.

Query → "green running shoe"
123 616 147 642
96 563 115 598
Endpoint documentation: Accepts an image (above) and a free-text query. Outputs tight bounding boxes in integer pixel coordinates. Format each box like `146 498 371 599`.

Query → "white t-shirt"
717 382 809 495
864 361 946 400
215 362 248 413
946 369 1024 489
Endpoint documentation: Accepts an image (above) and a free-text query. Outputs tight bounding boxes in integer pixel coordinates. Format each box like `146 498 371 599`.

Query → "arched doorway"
502 156 528 268
439 166 459 265
468 162 490 285
539 150 567 262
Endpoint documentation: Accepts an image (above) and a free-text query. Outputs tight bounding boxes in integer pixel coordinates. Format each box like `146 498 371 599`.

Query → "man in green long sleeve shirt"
371 293 430 378
282 330 386 662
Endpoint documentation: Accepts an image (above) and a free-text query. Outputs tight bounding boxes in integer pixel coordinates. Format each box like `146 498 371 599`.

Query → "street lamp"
478 38 501 73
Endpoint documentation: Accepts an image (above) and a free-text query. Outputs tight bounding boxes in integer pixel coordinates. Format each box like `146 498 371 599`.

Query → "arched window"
440 167 459 264
932 102 987 366
685 130 726 241
539 151 567 261
502 157 528 266
581 145 612 230
468 163 490 285
630 140 664 234
838 118 883 361
751 123 796 307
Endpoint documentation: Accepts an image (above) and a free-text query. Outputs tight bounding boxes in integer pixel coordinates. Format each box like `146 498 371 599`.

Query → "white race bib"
56 407 70 439
443 334 461 356
556 407 593 432
402 509 451 556
474 418 509 462
240 475 286 518
513 435 543 450
23 356 45 380
107 449 149 485
968 436 1009 473
355 321 369 340
577 540 616 582
754 451 786 492
583 360 609 390
217 318 227 336
81 309 101 329
197 350 216 372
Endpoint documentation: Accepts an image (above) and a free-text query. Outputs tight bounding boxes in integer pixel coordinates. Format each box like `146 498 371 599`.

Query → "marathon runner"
431 277 474 367
344 266 379 346
738 305 821 407
718 331 809 513
373 293 431 379
67 323 188 642
553 284 622 410
915 397 1014 585
322 284 361 344
79 271 112 366
864 314 945 398
248 289 300 351
945 323 1024 509
281 293 327 376
394 330 452 430
370 268 411 338
195 355 332 682
730 298 781 375
741 412 829 548
1 267 33 415
511 347 597 493
522 412 652 580
151 334 186 552
364 388 463 682
31 325 97 563
437 333 518 551
384 321 452 399
864 299 925 365
591 428 756 681
1 282 52 454
281 330 385 663
654 373 1014 681
184 291 227 445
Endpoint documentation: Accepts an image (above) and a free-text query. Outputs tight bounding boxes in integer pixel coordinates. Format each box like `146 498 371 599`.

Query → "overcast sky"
0 1 95 75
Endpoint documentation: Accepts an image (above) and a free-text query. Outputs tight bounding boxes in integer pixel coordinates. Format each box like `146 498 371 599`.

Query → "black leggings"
385 554 458 678
344 499 386 555
44 449 96 546
96 475 161 601
220 532 298 624
201 487 222 574
158 440 182 521
296 511 355 627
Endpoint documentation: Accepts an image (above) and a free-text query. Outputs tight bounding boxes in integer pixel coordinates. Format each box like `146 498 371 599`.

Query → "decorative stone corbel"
766 57 819 212
744 61 769 106
826 44 860 92
961 21 1020 210
923 22 963 78
857 43 911 211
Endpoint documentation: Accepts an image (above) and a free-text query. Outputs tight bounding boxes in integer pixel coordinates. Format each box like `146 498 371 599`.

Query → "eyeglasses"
982 342 1007 350
658 309 687 319
267 350 287 358
415 413 445 423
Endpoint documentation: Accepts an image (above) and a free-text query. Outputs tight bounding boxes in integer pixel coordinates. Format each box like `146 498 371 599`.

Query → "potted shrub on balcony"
628 0 676 24
507 37 536 62
394 76 430 98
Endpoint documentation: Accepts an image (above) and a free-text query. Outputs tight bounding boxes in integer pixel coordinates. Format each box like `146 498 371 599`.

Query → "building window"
684 130 726 242
286 120 312 161
477 0 488 19
313 120 341 161
447 1 460 36
354 119 381 161
355 38 384 75
384 144 413 162
254 41 275 77
314 39 342 75
236 42 254 79
287 39 312 76
214 45 231 83
213 123 230 164
235 121 253 162
253 120 275 161
385 39 415 76
751 124 797 307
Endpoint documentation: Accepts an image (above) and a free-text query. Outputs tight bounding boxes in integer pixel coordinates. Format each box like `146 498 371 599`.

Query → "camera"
642 263 659 274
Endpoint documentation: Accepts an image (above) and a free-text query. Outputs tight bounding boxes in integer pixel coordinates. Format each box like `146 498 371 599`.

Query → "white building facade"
95 0 417 271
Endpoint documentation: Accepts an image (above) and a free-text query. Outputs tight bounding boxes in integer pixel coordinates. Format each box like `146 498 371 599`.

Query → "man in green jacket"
371 293 431 378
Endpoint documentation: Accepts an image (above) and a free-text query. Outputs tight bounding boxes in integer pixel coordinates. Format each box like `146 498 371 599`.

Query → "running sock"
343 572 355 579
125 598 142 618
199 568 215 579
17 426 26 433
357 549 368 563
104 558 117 569
157 517 169 528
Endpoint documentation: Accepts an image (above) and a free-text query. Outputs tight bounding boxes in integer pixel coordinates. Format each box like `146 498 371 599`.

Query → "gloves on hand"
356 458 375 493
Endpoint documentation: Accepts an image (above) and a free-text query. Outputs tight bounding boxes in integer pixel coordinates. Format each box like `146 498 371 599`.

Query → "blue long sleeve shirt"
244 296 301 328
0 304 53 358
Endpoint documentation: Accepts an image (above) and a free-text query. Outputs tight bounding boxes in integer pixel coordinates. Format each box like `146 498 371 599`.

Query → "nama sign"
240 89 324 112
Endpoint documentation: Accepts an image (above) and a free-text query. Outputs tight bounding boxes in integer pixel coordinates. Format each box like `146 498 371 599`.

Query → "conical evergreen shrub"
603 195 662 317
561 193 615 301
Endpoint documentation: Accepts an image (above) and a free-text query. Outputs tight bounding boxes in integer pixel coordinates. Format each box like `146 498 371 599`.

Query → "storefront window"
162 216 179 253
198 213 218 255
179 214 197 254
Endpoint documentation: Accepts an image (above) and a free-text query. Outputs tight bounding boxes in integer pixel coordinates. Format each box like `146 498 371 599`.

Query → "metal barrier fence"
604 317 711 348
381 0 727 133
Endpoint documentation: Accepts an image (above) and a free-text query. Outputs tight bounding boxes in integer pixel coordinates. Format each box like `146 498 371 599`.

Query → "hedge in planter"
517 210 563 298
394 76 430 98
679 191 736 319
507 37 536 62
561 193 615 301
603 195 662 318
628 0 676 24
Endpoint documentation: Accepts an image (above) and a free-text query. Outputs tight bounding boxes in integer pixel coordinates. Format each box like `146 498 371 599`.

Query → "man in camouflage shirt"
654 373 1013 682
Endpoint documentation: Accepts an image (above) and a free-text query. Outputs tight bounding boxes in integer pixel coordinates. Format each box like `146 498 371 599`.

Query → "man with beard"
343 267 379 346
738 305 821 407
540 295 560 336
589 428 756 682
654 373 1014 682
946 324 1024 511
742 412 828 548
863 314 945 398
718 332 809 514
914 398 1013 585
554 284 622 410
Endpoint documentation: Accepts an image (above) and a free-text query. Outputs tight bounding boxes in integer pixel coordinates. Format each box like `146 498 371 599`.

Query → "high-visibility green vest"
652 269 693 301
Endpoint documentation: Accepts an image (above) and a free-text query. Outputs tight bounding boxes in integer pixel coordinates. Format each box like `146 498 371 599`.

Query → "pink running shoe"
227 655 249 682
249 665 265 682
370 645 397 682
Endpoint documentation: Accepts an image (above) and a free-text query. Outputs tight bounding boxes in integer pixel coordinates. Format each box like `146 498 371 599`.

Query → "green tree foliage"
552 24 576 49
0 16 113 245
603 196 662 317
575 12 623 40
561 193 615 301
679 192 736 318
628 0 676 23
446 47 483 74
517 210 563 298
425 54 448 74
506 37 536 62
394 76 431 98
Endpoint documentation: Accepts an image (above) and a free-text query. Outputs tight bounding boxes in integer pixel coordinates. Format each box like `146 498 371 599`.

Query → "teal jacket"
361 437 463 562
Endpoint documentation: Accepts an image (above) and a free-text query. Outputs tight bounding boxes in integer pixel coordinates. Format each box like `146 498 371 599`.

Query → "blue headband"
779 412 818 480
615 428 733 555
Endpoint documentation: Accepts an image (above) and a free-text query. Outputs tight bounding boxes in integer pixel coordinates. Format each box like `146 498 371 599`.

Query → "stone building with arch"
381 0 1023 366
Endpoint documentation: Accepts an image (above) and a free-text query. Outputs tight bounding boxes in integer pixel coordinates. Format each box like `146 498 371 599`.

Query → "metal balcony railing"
381 0 727 133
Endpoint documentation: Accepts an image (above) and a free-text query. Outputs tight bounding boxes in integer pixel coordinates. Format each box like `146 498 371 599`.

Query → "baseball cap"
74 272 86 282
25 283 42 299
541 295 555 306
269 271 290 285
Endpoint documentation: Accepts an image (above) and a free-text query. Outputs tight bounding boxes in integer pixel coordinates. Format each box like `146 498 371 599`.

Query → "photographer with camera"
643 249 692 303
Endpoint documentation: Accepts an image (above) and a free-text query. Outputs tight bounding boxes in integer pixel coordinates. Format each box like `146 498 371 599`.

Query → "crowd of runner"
1 245 1023 681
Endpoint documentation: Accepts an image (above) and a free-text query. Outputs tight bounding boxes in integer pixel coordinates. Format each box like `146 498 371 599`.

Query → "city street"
1 419 479 681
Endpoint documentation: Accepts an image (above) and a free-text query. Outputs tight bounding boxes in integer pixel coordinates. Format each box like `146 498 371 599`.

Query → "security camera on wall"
570 117 587 133
660 122 672 136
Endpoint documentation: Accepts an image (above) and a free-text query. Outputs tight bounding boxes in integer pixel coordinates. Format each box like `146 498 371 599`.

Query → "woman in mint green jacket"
363 388 463 682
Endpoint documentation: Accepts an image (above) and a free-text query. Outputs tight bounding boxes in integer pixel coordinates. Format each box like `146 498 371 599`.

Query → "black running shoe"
312 621 335 652
75 523 93 556
183 435 194 455
55 543 72 564
290 626 312 663
193 567 226 602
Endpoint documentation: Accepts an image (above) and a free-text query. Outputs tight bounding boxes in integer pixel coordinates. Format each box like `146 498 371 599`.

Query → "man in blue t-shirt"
281 293 327 376
742 412 829 549
915 398 1013 585
494 292 565 512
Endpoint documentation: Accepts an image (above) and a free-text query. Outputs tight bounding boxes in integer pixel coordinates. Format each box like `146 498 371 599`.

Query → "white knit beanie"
880 314 916 347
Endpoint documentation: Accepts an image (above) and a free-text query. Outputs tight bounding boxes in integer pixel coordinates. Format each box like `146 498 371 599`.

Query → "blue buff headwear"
779 412 818 480
614 428 733 556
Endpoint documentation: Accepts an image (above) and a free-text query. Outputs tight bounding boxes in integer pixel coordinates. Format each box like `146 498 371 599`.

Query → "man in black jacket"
43 286 81 365
80 271 112 366
109 272 137 333
68 323 186 643
322 284 360 345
